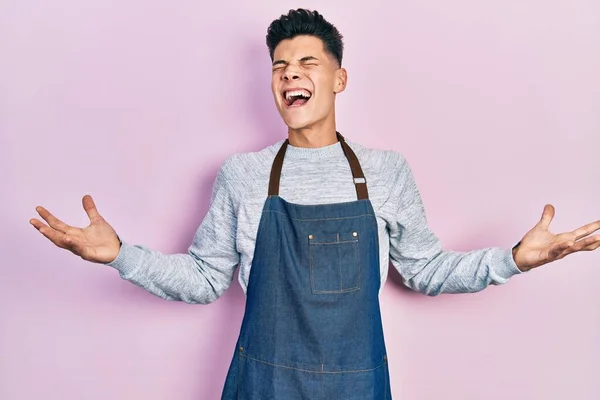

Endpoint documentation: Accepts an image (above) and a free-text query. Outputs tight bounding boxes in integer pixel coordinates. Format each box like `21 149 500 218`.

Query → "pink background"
1 1 599 399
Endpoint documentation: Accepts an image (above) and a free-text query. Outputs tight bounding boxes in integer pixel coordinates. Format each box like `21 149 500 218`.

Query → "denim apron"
221 133 391 399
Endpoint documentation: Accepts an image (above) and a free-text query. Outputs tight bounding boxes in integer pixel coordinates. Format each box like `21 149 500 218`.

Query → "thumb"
82 194 103 223
536 204 555 230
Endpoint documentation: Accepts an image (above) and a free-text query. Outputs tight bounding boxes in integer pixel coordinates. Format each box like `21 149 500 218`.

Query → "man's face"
271 35 346 131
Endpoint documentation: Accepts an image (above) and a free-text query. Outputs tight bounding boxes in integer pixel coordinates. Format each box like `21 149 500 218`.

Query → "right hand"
30 194 121 264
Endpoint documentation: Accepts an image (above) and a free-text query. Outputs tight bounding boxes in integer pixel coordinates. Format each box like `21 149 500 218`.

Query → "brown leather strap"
268 132 369 200
268 137 289 196
338 133 369 200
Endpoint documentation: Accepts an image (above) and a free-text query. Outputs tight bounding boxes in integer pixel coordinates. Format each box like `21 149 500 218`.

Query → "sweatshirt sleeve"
383 154 522 296
105 160 241 304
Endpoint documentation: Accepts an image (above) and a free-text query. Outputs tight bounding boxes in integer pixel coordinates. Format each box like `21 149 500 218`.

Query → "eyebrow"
272 56 319 66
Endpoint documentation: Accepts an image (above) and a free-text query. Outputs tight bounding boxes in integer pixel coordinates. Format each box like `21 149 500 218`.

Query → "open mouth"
283 89 312 107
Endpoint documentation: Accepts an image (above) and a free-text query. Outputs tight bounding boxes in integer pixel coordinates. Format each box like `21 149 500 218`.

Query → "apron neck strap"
268 132 369 200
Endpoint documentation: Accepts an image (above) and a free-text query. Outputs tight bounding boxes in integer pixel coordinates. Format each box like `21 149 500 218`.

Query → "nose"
282 67 301 81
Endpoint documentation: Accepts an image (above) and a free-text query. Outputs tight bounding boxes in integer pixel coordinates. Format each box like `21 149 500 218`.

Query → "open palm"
513 204 600 271
30 194 121 264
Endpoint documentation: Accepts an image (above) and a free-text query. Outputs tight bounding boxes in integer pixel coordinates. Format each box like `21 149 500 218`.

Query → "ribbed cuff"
495 248 524 280
105 241 143 276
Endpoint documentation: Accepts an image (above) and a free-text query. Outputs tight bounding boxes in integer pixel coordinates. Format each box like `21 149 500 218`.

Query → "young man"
30 8 599 399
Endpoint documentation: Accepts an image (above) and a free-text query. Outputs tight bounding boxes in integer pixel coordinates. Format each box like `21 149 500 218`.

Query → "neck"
287 114 338 148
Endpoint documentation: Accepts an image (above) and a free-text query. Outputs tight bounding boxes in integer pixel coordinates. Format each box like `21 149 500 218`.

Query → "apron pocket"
309 231 361 294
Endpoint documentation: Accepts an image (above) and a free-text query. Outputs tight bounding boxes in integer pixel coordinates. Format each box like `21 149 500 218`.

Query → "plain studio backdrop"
1 1 598 399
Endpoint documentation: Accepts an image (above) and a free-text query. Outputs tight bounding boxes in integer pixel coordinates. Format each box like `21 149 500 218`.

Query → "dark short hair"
266 9 344 66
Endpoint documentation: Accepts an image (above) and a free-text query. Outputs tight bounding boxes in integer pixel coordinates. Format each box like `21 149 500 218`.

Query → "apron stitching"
319 364 324 400
337 237 343 291
355 240 361 289
313 287 360 294
320 363 325 400
309 245 316 293
309 240 358 245
262 210 374 222
240 353 386 374
236 350 242 400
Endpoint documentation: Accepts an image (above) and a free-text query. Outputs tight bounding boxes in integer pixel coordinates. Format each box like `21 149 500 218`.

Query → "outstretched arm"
385 159 520 296
31 164 241 304
384 156 598 296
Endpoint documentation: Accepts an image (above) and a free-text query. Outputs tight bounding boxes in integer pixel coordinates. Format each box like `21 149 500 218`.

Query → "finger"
537 204 555 230
572 220 600 241
30 217 49 230
82 194 103 223
573 234 600 252
32 218 85 253
581 238 600 251
35 206 72 233
552 234 600 258
31 220 70 250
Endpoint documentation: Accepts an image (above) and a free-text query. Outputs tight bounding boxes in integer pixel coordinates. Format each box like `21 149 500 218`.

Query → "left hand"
512 204 600 272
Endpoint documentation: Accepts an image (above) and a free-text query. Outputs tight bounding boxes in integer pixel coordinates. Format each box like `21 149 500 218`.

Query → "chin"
277 101 329 131
284 120 312 130
279 114 314 131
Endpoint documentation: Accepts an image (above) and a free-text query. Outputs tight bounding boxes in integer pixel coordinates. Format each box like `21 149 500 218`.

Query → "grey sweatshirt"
106 138 522 304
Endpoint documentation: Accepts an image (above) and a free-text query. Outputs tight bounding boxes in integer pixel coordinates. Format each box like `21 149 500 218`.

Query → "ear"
334 68 348 94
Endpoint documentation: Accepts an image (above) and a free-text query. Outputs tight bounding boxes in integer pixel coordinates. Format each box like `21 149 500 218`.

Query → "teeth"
285 89 311 100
